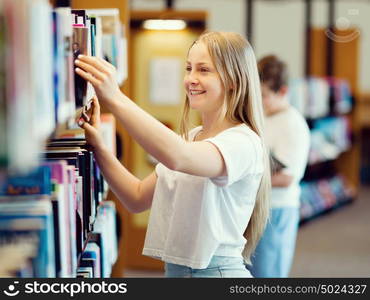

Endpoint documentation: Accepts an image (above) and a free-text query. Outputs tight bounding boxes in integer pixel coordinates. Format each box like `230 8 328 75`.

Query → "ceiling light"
143 19 186 31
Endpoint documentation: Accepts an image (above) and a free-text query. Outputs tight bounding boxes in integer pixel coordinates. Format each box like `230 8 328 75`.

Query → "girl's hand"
77 96 105 150
74 55 122 107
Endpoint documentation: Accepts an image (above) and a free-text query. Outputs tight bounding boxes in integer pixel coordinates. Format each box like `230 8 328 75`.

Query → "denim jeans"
164 255 252 278
249 207 300 277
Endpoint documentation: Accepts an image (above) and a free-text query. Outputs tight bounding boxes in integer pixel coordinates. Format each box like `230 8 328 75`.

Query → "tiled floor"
123 185 370 278
290 185 370 277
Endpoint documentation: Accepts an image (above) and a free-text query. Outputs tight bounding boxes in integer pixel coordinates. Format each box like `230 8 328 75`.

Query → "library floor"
123 185 370 278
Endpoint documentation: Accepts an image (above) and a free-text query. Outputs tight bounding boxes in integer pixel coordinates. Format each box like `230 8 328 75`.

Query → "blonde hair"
180 31 271 264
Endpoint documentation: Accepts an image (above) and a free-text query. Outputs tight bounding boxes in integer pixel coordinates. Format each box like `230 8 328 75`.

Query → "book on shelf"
0 199 56 277
308 116 351 165
72 25 89 108
300 175 353 222
42 160 77 277
288 76 353 119
76 266 93 278
44 148 95 241
0 241 37 277
72 9 97 109
0 166 52 196
1 0 54 174
85 9 127 84
1 3 127 174
93 201 118 277
0 152 113 278
80 241 101 278
53 7 76 124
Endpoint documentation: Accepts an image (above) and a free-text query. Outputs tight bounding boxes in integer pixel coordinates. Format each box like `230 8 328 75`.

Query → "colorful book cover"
81 241 101 277
0 166 51 196
0 199 56 277
42 160 74 277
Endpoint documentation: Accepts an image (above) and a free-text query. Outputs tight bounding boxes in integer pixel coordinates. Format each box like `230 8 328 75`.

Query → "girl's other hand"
74 55 122 108
77 96 105 150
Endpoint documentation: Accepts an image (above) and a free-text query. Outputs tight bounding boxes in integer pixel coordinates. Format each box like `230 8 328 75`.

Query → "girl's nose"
186 72 199 85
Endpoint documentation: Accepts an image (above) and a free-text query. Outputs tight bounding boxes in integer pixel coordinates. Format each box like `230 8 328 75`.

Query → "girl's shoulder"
218 123 260 140
189 123 261 144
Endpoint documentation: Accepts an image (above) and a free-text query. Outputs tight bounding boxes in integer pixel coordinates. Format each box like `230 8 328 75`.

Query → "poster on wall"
149 57 181 105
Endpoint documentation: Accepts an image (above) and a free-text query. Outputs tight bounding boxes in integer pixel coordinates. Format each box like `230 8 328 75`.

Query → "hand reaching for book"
74 55 122 108
77 96 104 150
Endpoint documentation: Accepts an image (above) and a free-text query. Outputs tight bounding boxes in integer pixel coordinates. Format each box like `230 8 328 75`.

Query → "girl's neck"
200 114 241 138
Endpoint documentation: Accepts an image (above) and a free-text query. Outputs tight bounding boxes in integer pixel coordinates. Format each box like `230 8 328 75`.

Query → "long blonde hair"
180 31 271 264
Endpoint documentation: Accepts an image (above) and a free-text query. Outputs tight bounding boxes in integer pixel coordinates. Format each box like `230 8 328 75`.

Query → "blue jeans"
165 256 252 278
249 207 299 278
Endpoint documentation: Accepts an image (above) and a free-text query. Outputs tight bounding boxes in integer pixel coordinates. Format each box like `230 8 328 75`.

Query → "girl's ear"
228 86 234 94
278 85 288 96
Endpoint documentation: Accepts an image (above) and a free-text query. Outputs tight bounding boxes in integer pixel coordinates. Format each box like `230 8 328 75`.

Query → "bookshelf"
71 0 130 278
0 0 125 277
297 27 361 224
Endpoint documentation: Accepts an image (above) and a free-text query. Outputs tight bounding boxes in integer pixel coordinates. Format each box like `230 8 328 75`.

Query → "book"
42 160 76 277
72 25 89 108
0 166 52 196
54 7 76 124
80 241 101 277
270 152 287 174
93 201 117 277
0 199 56 277
0 242 37 277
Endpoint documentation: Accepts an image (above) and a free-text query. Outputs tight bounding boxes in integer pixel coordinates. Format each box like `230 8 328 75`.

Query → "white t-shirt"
142 124 264 269
265 106 310 208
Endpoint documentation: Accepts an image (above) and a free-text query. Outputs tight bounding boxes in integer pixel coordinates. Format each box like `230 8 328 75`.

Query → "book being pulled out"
270 152 287 174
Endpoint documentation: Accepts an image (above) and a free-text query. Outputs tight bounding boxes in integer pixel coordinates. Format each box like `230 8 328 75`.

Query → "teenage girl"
75 31 271 278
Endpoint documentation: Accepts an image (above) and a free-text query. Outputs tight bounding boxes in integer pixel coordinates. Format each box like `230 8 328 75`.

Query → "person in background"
75 31 271 278
249 55 310 278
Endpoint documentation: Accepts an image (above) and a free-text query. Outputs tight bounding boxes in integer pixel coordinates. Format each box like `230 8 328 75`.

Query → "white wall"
131 0 245 35
254 0 305 80
130 0 165 10
130 0 370 93
175 0 245 35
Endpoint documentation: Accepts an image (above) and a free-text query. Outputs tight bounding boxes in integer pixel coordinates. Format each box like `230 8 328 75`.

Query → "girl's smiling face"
184 42 225 114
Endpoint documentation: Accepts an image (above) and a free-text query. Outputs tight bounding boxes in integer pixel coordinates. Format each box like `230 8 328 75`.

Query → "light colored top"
142 124 264 269
265 106 310 208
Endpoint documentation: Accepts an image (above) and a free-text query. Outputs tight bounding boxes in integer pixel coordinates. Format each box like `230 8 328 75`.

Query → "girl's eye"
200 68 209 72
186 66 191 72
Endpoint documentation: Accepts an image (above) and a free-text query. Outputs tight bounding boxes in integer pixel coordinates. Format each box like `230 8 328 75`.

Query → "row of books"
0 138 117 277
308 116 351 165
78 202 118 278
288 77 352 119
299 175 354 222
0 0 126 174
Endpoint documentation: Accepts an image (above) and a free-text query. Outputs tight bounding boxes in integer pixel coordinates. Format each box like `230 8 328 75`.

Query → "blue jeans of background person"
165 255 252 278
249 207 300 278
